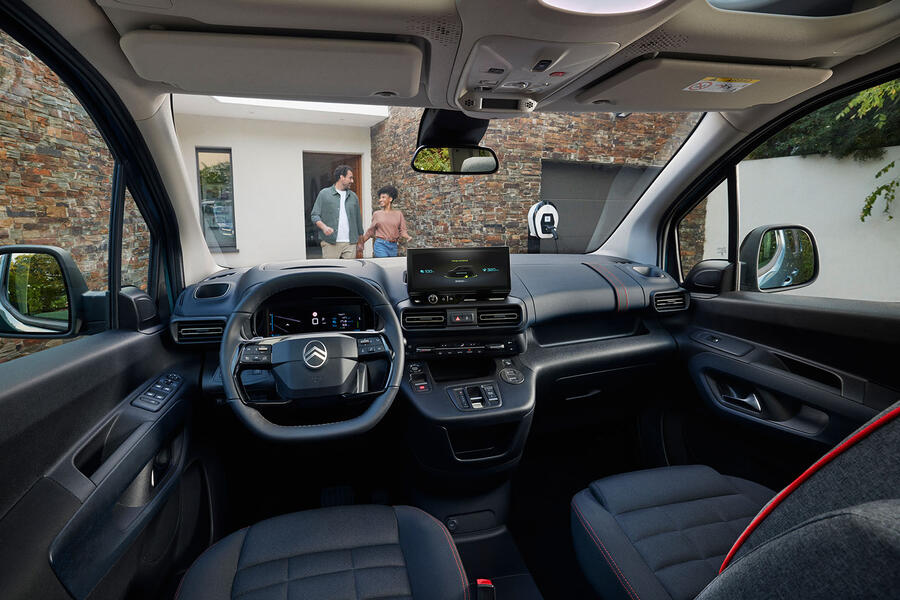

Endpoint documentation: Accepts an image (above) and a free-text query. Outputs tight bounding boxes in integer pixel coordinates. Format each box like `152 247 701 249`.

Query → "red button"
416 384 427 391
550 71 566 77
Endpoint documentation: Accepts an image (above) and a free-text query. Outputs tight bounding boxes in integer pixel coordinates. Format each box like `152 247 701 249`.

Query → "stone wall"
0 31 141 363
370 108 700 254
676 198 708 277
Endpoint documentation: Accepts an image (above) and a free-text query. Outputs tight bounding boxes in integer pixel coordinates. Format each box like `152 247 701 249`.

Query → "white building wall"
174 113 373 267
700 146 900 302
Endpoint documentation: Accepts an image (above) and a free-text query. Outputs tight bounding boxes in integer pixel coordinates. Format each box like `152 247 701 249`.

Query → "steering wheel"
219 271 404 442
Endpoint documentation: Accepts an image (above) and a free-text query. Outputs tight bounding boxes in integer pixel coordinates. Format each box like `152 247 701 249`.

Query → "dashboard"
175 252 685 473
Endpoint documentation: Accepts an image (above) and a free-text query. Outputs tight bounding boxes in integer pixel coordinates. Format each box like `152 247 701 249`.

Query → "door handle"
722 391 762 412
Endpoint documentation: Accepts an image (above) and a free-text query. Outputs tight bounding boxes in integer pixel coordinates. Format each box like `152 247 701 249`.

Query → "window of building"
196 148 237 251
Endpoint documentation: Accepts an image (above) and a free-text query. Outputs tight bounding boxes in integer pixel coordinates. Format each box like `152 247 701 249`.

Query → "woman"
357 185 411 257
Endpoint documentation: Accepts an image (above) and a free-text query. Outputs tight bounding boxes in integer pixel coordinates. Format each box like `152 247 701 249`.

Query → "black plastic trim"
109 162 126 329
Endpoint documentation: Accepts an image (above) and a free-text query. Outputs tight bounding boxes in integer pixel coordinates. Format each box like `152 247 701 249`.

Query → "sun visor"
576 58 831 111
120 31 423 99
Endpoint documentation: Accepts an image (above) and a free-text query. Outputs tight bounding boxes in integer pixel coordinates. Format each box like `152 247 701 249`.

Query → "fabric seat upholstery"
571 465 773 600
176 505 469 600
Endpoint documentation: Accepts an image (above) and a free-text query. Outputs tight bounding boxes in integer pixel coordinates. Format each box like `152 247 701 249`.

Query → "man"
310 165 364 259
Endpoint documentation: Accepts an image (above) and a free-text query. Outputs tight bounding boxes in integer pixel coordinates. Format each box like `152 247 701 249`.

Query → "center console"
399 248 535 532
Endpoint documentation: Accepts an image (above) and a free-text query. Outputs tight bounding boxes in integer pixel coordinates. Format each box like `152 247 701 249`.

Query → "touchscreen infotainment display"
407 247 510 295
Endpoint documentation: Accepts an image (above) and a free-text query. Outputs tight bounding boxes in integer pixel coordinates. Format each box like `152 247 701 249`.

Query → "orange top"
363 210 408 243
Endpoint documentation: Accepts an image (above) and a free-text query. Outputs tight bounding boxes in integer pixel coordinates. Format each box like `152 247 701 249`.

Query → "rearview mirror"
739 225 818 292
411 145 499 174
0 246 89 337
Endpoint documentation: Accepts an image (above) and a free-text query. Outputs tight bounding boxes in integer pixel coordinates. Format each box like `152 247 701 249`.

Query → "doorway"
303 153 363 259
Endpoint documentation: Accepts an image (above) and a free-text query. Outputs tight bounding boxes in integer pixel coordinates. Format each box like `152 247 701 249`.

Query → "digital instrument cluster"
256 299 370 336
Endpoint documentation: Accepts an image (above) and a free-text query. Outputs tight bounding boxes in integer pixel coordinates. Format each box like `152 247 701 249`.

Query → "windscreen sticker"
683 77 759 93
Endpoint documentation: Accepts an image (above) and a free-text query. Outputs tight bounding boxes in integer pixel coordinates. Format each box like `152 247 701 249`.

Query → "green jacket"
310 185 364 244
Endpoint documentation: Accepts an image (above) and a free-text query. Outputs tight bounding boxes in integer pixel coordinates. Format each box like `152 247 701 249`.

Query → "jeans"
373 238 398 257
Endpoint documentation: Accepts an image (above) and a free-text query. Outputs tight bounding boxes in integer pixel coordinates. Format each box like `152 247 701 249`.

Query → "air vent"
477 306 523 327
402 310 446 329
175 319 226 343
653 291 688 313
194 283 230 299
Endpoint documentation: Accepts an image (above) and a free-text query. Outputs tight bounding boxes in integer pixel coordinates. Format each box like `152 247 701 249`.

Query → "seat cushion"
176 505 469 600
571 465 773 600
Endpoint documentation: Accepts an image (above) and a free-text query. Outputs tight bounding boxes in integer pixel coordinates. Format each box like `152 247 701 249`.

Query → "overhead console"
455 37 619 117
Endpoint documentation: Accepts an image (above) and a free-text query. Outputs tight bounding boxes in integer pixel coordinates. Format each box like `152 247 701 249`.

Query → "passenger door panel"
676 292 899 445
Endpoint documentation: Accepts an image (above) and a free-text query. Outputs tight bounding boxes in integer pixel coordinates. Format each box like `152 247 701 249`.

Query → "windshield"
174 96 700 266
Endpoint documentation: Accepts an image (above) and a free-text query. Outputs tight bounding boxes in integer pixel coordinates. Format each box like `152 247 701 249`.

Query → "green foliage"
842 81 900 221
758 230 777 268
7 253 68 319
860 160 898 221
747 79 900 162
747 79 899 221
198 160 233 189
838 80 900 130
413 147 451 172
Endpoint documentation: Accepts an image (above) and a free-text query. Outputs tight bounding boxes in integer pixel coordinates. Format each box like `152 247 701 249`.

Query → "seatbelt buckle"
475 579 495 600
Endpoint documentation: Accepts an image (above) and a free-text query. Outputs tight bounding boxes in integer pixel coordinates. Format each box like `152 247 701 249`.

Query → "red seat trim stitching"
719 404 900 573
572 500 641 600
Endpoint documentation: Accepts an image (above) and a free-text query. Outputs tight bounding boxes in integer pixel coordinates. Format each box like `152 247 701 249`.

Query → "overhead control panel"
455 36 619 116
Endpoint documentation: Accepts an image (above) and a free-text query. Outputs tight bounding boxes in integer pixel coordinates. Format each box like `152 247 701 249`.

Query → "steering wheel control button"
357 336 386 356
500 368 525 385
302 340 328 369
240 344 272 365
448 310 476 325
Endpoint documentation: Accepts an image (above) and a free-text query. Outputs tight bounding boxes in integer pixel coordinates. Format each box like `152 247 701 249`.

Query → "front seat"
572 401 900 600
176 504 469 600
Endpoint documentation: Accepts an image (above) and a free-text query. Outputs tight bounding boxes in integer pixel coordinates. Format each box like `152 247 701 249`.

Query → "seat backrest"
697 401 900 599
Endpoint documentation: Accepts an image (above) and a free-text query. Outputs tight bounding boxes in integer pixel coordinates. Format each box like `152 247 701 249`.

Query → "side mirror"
0 246 89 338
739 226 818 292
411 145 499 174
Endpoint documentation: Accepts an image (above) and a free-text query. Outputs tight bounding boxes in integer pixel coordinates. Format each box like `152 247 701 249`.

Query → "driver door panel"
0 329 202 600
